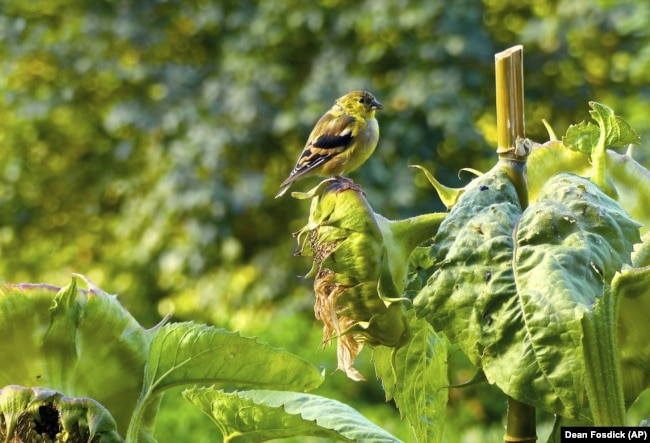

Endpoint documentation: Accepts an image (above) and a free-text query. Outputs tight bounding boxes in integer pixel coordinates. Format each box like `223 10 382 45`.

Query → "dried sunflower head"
295 181 408 380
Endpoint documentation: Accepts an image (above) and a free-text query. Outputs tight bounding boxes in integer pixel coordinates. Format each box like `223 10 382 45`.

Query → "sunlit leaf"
588 101 640 148
606 151 650 236
128 320 324 441
409 165 467 210
373 311 448 443
42 279 82 393
141 322 323 395
183 387 402 443
562 102 639 155
0 277 151 434
414 167 641 418
563 121 600 155
414 166 521 366
614 265 650 403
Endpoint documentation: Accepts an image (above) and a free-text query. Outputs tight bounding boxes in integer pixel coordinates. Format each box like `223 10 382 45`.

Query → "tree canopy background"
2 0 649 441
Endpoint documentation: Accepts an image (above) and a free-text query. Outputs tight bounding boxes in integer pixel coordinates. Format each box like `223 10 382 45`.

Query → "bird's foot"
333 176 365 195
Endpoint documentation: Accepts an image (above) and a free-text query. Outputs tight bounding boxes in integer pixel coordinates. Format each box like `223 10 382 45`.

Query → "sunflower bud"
294 181 444 380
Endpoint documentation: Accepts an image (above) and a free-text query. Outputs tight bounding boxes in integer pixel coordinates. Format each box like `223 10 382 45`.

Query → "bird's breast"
340 117 379 174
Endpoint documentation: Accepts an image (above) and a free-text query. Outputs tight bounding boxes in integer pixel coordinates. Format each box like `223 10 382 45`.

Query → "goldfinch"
275 90 383 198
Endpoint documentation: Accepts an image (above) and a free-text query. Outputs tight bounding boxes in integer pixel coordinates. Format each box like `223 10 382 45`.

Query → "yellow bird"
275 90 383 198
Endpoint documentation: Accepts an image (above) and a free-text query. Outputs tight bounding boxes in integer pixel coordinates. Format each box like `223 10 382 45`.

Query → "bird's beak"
371 99 384 110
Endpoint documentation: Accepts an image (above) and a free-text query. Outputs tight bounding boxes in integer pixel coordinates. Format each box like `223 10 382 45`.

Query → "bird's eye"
358 97 366 104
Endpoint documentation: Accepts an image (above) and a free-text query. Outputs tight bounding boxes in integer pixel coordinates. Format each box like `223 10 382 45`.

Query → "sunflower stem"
505 396 537 443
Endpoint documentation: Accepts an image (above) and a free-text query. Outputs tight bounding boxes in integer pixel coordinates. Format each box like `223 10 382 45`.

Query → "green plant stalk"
380 212 447 254
499 157 529 210
376 212 446 298
126 389 162 443
581 287 625 426
591 118 612 195
126 394 147 443
505 397 537 443
590 110 615 197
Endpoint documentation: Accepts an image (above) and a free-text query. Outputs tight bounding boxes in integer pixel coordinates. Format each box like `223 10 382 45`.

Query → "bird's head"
336 90 383 117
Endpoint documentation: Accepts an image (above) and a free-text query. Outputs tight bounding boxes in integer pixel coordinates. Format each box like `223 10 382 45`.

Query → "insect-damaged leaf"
414 167 640 418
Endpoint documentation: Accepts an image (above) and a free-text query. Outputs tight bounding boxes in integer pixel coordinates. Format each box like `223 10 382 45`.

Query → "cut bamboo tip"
495 45 526 157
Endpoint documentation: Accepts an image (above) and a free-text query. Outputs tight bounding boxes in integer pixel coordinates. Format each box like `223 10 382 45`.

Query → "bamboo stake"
495 45 525 153
495 45 530 210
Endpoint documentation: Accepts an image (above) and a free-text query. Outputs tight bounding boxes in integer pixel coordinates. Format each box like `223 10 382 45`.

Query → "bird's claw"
333 176 365 195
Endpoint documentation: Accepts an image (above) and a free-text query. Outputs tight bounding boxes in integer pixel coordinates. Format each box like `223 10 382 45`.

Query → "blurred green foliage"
1 0 650 441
